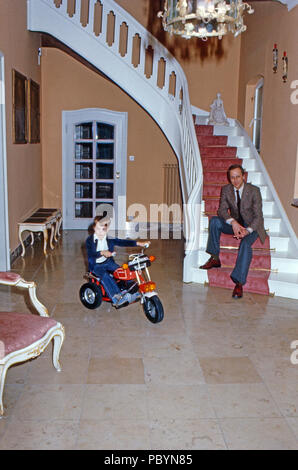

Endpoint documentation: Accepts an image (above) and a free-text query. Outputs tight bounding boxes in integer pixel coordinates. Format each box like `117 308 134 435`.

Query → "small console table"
18 208 62 256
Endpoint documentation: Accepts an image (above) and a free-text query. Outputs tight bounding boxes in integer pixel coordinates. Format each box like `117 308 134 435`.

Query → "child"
86 214 149 307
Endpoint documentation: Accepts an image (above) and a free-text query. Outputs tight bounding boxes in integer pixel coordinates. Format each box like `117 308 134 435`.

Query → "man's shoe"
200 257 221 270
232 283 243 299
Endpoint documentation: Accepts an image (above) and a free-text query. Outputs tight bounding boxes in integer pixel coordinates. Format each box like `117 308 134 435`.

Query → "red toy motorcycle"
79 245 164 323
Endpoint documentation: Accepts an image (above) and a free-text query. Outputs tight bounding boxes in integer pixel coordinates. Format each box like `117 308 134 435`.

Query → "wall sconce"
282 51 288 83
273 44 278 73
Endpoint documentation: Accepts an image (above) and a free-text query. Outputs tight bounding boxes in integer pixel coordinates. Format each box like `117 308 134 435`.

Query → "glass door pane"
74 120 115 221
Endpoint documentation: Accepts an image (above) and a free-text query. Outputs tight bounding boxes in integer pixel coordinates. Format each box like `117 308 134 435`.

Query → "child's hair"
88 212 111 235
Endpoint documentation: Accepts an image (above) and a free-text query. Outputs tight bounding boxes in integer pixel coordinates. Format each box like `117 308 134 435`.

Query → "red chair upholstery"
0 273 65 416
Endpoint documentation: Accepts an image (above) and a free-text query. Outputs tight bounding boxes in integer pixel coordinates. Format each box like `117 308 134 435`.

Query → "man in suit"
200 164 267 298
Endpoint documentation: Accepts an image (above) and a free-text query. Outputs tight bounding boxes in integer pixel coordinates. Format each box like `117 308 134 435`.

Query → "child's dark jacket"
86 234 137 271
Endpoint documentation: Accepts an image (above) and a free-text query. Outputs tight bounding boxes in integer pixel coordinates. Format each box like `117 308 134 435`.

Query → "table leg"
56 216 62 237
43 228 48 256
18 227 26 257
30 232 34 246
50 224 55 250
53 219 58 242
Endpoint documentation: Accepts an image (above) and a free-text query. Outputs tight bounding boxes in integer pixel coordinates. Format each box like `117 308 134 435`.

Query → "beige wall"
0 0 42 253
237 2 298 235
115 0 241 118
41 47 177 221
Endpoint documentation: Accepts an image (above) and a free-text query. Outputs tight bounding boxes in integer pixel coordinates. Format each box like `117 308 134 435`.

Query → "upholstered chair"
0 272 65 416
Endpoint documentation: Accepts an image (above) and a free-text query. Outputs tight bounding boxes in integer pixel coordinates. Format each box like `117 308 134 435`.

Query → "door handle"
116 171 120 179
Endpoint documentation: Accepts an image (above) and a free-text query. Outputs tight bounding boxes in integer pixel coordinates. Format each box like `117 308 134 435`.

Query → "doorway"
244 75 264 153
0 53 10 270
252 78 264 152
62 108 128 231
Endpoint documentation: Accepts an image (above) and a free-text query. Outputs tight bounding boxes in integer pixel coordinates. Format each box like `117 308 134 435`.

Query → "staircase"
190 114 298 300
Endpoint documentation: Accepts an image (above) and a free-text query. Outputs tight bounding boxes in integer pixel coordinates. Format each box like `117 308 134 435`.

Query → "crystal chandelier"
158 0 254 40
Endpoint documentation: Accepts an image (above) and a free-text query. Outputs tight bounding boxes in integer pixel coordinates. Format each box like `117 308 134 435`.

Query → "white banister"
27 0 203 276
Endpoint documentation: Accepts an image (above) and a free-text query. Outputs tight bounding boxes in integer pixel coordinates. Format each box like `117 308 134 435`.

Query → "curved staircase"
193 115 298 299
196 123 271 296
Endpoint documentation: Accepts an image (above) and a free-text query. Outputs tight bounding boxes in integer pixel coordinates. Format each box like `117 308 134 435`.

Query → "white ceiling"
276 0 298 10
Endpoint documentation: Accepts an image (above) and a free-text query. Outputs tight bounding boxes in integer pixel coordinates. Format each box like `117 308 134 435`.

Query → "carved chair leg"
16 279 49 317
0 364 6 417
52 328 65 372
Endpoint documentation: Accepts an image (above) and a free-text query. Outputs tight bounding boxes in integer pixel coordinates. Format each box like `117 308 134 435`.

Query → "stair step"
202 199 276 217
246 172 264 185
227 135 246 147
200 146 237 158
195 124 214 135
270 252 298 273
202 183 270 198
200 214 282 233
199 231 289 252
213 125 239 137
237 147 253 159
206 268 270 295
197 135 227 146
202 157 240 170
268 272 298 300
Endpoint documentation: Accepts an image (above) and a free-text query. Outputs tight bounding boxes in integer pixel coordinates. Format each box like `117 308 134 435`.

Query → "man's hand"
231 220 248 239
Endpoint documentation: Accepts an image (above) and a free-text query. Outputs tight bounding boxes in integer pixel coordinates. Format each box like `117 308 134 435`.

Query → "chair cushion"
0 312 57 356
0 272 21 283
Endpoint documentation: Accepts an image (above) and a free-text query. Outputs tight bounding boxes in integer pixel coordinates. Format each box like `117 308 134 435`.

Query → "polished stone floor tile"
199 357 263 384
220 417 298 450
149 418 227 450
0 418 79 450
87 357 145 384
208 383 281 418
80 384 147 421
146 384 216 421
76 419 151 450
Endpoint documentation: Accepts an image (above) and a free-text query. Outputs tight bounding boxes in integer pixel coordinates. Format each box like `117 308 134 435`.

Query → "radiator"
163 164 182 207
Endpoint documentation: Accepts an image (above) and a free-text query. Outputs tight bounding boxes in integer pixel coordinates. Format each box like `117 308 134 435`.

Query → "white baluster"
84 0 95 34
57 0 68 14
100 1 108 45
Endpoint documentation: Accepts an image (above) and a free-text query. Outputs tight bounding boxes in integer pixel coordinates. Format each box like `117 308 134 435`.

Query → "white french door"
0 53 10 270
62 109 128 230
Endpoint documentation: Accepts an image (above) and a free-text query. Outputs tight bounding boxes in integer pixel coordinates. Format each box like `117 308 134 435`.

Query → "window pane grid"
74 120 115 219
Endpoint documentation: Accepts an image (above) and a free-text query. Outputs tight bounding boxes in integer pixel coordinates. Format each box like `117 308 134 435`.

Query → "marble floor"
0 231 298 450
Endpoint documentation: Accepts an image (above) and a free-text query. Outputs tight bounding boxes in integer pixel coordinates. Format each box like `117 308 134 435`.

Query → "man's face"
229 168 244 190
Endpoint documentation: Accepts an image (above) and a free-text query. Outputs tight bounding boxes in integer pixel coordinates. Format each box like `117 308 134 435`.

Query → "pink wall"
238 2 298 234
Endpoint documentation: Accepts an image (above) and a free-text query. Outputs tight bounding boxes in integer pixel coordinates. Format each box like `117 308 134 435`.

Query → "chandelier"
158 0 254 40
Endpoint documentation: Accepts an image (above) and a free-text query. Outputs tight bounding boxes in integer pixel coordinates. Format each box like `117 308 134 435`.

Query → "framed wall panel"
28 79 40 143
12 69 27 144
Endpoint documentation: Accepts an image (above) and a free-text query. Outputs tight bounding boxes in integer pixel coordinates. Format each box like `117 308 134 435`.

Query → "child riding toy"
79 214 164 324
79 244 164 323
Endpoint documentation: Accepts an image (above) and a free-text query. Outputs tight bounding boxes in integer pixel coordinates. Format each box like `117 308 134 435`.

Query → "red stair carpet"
196 124 271 296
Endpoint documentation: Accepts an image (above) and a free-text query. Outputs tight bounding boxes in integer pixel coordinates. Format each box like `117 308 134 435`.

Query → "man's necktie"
236 190 245 226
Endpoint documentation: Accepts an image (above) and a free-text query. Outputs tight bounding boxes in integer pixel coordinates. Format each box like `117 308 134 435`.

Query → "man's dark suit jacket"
217 182 267 244
86 234 137 271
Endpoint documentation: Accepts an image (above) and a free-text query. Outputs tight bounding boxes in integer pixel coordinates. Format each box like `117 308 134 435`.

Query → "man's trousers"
206 216 259 285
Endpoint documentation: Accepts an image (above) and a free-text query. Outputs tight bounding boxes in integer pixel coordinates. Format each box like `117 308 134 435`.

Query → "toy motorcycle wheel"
80 282 102 309
143 295 164 323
